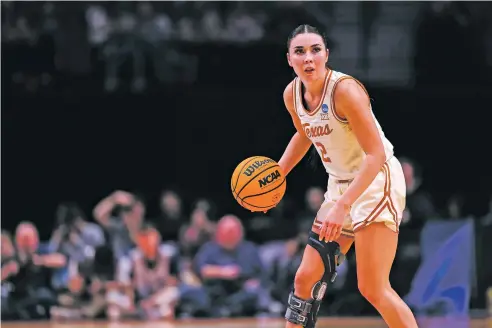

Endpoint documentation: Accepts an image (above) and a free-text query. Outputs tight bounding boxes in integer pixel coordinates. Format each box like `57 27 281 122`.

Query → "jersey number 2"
315 142 332 163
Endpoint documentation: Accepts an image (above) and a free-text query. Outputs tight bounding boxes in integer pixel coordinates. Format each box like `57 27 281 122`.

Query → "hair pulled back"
287 24 330 169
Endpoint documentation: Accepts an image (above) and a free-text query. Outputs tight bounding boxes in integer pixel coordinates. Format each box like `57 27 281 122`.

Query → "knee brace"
284 231 344 327
307 231 344 283
284 281 327 327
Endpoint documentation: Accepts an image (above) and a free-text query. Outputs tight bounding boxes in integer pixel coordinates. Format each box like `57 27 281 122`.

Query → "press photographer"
93 190 145 259
50 202 105 266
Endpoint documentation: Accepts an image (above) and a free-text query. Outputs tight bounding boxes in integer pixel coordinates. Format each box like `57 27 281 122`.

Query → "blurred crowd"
2 158 491 321
5 1 491 93
2 1 492 93
1 1 325 91
1 1 324 45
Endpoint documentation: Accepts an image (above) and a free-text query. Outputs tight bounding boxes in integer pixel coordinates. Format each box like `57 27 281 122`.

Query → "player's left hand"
319 202 350 243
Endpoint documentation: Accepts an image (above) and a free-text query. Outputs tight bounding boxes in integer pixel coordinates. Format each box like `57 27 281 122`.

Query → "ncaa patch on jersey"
321 104 330 120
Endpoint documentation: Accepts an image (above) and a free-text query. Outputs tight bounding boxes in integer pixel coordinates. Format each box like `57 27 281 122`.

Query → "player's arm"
334 79 387 209
278 81 312 176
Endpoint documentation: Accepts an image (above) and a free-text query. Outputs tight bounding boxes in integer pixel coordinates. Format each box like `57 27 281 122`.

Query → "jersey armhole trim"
292 78 298 115
331 76 370 124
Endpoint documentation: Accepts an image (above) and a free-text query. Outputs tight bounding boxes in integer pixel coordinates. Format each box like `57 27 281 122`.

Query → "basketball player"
278 25 418 328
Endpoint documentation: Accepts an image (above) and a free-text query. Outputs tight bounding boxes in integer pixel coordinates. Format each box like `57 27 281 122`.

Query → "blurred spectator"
481 194 492 227
115 223 209 320
391 158 438 298
193 198 217 217
200 5 225 41
179 202 216 259
7 222 66 320
296 186 325 231
86 5 112 46
50 273 99 320
156 189 185 242
51 245 121 321
176 16 196 41
223 3 264 42
194 215 267 317
248 197 296 244
444 193 471 220
269 232 305 305
1 7 38 44
136 2 174 43
1 231 17 275
92 5 147 92
2 231 18 320
50 202 105 265
93 190 145 259
400 157 439 228
304 186 325 216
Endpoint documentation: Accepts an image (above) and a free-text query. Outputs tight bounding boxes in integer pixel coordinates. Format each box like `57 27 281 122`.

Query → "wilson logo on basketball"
303 123 333 138
258 170 281 188
243 159 275 177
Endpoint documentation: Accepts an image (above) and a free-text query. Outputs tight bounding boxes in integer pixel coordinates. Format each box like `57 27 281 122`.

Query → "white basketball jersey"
293 70 394 180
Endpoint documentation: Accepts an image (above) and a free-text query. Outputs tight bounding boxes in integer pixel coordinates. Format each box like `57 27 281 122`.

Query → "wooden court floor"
2 317 491 328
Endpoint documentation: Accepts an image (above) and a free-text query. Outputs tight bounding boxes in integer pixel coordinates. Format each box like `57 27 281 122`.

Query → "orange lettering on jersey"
302 123 333 139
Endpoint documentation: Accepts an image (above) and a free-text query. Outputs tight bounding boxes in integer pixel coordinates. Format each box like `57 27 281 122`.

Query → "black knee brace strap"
307 231 342 283
284 231 344 327
285 293 312 326
285 282 327 328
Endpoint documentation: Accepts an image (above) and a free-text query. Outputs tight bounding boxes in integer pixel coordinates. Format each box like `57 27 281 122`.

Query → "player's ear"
325 48 329 64
287 53 293 67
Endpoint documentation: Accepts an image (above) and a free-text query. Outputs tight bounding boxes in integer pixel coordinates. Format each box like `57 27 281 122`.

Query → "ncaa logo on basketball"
321 104 330 120
258 170 281 188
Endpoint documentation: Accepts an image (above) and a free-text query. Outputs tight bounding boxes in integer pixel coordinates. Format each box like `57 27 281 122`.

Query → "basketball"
231 156 286 212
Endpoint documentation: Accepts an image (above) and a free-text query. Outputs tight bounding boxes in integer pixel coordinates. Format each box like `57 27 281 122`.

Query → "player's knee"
294 267 321 295
357 280 388 306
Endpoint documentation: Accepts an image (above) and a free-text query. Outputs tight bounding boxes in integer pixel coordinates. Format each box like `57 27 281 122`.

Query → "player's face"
287 33 328 81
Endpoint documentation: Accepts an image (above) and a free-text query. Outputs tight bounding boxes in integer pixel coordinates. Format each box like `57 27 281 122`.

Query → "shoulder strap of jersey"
292 77 300 117
328 71 371 123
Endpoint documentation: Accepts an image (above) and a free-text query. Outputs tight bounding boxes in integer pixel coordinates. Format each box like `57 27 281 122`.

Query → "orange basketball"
231 156 286 212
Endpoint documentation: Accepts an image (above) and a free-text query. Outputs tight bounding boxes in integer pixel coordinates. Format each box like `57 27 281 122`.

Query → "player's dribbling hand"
319 202 349 243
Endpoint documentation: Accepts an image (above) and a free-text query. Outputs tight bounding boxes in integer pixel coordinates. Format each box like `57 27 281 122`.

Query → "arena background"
2 1 492 327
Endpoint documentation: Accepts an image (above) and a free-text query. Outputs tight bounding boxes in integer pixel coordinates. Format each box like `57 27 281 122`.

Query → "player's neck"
302 68 329 96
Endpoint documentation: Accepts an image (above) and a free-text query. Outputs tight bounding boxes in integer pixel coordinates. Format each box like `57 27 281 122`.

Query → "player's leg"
354 222 418 328
284 233 353 328
351 158 417 327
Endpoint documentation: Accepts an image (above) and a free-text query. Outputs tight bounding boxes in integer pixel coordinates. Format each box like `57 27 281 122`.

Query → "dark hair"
287 24 328 51
139 222 158 233
192 198 217 220
287 24 329 170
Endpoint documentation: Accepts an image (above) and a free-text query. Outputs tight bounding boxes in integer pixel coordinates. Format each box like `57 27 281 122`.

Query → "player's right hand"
319 202 349 242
